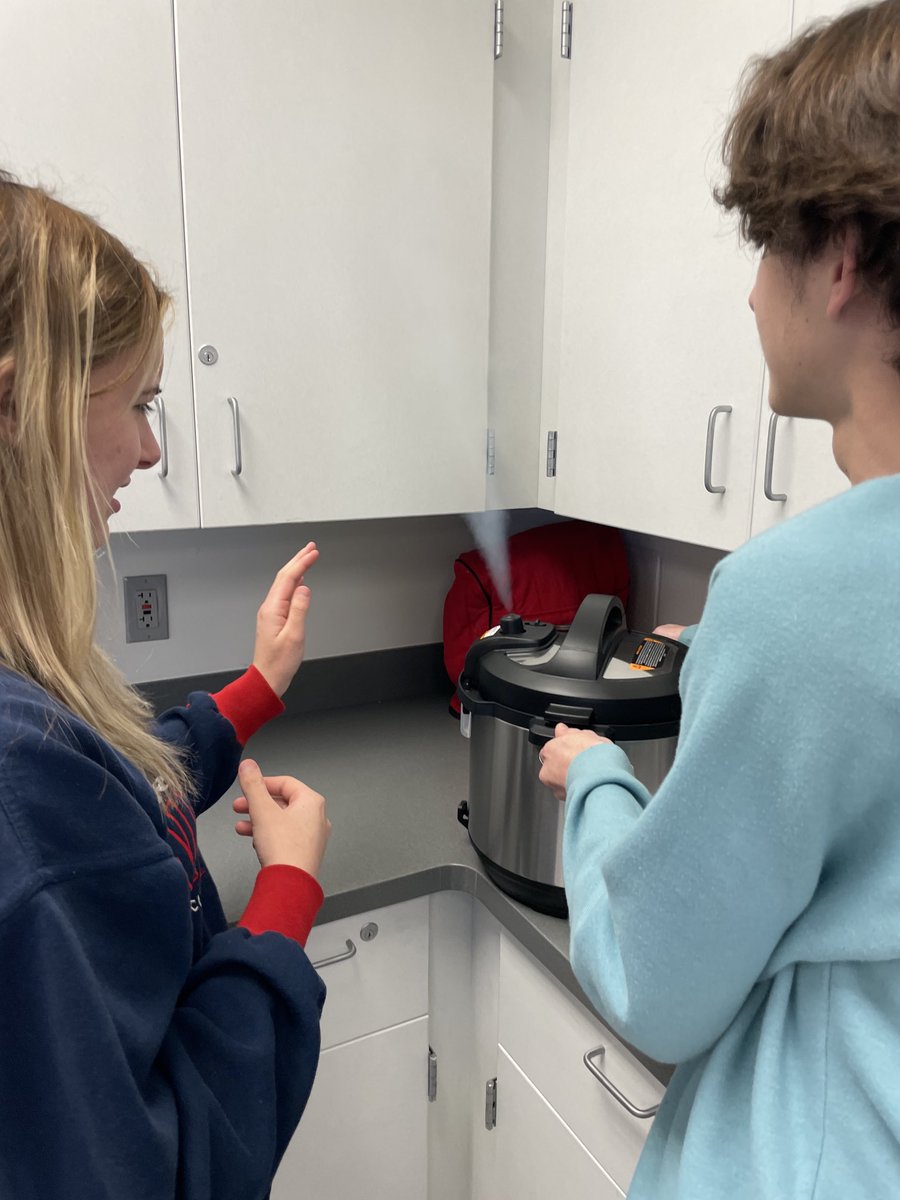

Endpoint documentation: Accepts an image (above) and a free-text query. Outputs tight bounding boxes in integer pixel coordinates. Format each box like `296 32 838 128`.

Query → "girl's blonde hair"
0 171 191 803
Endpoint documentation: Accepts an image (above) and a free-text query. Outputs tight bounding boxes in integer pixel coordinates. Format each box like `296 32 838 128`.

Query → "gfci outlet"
124 574 169 643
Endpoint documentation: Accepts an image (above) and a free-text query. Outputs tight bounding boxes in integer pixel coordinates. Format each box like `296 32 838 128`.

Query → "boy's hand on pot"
538 723 612 801
653 623 686 641
234 759 331 878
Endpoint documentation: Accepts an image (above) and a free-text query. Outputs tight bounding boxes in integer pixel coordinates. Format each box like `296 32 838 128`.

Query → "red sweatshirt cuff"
238 865 324 947
211 665 285 746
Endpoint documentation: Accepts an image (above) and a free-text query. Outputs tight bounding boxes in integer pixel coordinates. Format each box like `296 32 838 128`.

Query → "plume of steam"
465 510 513 612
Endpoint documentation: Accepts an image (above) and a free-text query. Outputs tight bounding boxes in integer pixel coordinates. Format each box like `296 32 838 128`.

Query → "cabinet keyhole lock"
359 922 379 942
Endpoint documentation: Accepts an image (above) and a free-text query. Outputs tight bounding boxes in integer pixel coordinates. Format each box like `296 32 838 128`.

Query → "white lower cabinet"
272 894 664 1199
272 1015 429 1200
271 897 430 1199
496 935 663 1194
492 1047 624 1199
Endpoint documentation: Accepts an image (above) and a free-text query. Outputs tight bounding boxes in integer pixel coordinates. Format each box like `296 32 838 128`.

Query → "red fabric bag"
442 519 630 714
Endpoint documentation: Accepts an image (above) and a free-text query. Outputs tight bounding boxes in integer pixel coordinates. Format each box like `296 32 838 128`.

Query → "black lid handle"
551 594 625 681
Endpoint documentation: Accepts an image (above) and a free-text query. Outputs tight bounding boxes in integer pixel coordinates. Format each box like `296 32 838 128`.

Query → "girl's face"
85 342 162 546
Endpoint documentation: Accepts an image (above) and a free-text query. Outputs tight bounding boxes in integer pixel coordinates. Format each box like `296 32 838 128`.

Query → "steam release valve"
499 613 525 636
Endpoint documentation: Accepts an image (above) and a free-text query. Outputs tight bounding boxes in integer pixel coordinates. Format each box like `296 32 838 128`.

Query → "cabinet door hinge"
485 1077 498 1129
546 430 558 477
428 1047 438 1102
486 428 496 476
494 0 504 60
560 1 573 59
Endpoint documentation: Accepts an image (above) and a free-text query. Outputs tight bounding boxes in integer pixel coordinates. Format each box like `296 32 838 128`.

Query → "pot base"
474 846 568 919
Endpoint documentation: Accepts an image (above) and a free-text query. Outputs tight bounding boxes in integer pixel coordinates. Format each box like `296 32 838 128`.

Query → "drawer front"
307 897 429 1049
498 934 663 1191
492 1048 624 1200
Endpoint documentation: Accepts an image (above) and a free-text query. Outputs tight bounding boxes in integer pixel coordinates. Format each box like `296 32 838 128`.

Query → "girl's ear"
0 359 15 442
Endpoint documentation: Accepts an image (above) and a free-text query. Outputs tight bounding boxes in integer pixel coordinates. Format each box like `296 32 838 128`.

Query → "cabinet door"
175 0 494 528
0 1 199 532
749 401 848 536
549 1 793 551
271 1015 429 1200
793 0 862 26
482 1048 623 1200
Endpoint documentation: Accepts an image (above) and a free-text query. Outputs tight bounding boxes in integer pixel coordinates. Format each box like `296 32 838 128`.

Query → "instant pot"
456 594 686 917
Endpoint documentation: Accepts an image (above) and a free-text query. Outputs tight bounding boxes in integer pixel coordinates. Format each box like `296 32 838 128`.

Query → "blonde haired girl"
0 171 331 1198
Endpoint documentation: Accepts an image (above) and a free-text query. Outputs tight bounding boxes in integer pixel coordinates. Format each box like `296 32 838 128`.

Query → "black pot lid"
457 594 685 727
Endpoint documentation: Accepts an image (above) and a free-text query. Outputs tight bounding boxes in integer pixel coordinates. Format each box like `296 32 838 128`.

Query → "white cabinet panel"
0 0 200 533
550 0 794 551
499 934 662 1193
175 0 494 528
272 1015 429 1200
486 1048 624 1200
306 896 428 1051
793 0 863 28
750 401 849 536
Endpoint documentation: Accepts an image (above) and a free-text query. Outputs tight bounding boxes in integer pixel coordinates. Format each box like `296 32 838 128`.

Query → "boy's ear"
825 228 861 321
0 359 15 442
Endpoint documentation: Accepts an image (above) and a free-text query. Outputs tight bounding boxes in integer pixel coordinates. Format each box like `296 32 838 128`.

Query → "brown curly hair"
716 0 900 323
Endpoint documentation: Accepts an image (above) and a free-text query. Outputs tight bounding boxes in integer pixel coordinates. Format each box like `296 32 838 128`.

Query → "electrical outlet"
124 574 169 643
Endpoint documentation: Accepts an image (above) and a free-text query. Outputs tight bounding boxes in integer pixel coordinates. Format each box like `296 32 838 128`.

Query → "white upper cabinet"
0 1 200 532
175 0 495 527
749 395 849 537
793 0 863 25
746 0 857 535
546 1 794 551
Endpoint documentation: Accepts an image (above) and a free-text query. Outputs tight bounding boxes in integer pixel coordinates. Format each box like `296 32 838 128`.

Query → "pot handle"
528 715 615 746
552 595 625 680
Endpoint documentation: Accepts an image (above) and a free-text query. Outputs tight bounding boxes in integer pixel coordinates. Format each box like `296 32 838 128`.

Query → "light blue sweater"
564 474 900 1199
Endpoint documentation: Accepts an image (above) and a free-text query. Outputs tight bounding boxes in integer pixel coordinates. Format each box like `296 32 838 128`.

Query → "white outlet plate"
124 574 169 643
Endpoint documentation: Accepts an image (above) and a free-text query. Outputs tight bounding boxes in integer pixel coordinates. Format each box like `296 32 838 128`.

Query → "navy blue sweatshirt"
0 666 325 1200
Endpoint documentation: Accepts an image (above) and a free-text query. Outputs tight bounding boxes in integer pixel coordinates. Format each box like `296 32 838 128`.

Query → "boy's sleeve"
563 555 841 1064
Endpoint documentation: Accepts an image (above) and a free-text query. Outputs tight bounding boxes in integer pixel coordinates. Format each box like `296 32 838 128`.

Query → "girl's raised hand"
252 542 320 698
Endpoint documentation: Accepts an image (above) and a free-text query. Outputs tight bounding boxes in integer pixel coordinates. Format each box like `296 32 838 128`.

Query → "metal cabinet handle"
703 404 732 494
763 411 787 502
227 395 243 476
154 396 169 479
583 1047 659 1119
311 938 357 970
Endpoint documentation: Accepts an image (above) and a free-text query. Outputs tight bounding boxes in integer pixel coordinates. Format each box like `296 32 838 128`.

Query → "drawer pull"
227 395 243 477
311 938 357 970
583 1047 659 1119
155 396 169 479
703 404 732 494
763 411 787 502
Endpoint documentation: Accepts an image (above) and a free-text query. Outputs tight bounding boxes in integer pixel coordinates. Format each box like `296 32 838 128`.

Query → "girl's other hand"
233 759 331 878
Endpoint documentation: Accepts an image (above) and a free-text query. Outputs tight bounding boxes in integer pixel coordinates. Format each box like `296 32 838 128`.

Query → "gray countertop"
197 693 671 1084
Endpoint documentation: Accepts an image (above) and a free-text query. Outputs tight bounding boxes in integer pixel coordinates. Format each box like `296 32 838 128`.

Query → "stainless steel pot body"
467 713 677 890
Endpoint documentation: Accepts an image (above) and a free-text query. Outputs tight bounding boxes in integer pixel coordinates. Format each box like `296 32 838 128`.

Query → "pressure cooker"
456 594 686 917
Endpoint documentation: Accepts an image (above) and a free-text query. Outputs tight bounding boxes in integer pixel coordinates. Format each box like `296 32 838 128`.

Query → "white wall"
96 511 724 685
97 515 472 684
623 531 726 634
